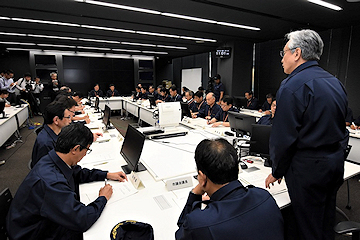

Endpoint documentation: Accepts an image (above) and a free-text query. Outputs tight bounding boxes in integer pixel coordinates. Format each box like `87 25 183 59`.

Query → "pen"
94 162 108 166
352 122 357 130
105 179 108 186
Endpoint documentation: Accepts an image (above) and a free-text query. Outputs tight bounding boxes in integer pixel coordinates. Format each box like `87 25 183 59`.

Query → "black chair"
0 188 13 240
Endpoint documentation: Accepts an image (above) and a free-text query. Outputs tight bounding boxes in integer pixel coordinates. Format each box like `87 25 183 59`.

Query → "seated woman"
257 99 276 125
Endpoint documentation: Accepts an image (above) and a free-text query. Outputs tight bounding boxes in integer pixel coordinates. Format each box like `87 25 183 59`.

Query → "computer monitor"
0 101 7 119
180 102 192 118
102 105 114 130
249 124 272 167
158 102 181 128
94 97 101 113
120 124 147 174
228 112 256 136
233 96 247 109
148 95 156 109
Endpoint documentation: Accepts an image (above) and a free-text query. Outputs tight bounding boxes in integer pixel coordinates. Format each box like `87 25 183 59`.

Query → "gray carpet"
0 115 359 239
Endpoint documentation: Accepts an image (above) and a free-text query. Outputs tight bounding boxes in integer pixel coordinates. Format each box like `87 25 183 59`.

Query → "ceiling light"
0 41 36 45
112 49 142 53
142 51 168 55
217 22 261 31
79 38 120 44
0 16 11 20
38 44 77 48
161 13 217 24
121 42 156 47
28 34 77 40
76 0 161 15
136 31 181 39
0 32 26 36
12 18 81 27
180 36 217 43
156 45 187 50
77 46 112 50
81 24 135 33
307 0 342 10
6 48 40 52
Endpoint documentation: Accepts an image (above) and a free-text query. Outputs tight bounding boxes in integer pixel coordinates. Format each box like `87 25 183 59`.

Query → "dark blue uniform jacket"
175 180 284 240
198 103 221 119
214 106 239 122
213 82 225 102
257 114 274 125
31 124 58 168
270 61 348 179
7 150 108 240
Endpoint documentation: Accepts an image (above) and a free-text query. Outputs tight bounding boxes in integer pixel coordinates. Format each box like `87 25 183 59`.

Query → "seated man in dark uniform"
168 85 182 102
244 90 258 110
175 138 284 240
259 93 274 114
197 92 221 120
155 87 170 104
191 91 207 118
208 95 239 127
89 84 103 98
139 86 149 100
184 90 195 111
106 84 120 97
257 99 276 125
7 123 128 240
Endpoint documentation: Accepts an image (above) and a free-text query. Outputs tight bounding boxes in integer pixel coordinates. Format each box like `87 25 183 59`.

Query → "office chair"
28 126 43 170
335 221 360 240
0 188 13 240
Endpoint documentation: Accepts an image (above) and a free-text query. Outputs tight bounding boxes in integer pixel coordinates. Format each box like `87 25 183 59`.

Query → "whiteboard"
181 68 202 93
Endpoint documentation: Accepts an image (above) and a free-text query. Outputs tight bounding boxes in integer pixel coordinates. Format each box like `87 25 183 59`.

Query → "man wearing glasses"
265 29 348 240
7 123 127 240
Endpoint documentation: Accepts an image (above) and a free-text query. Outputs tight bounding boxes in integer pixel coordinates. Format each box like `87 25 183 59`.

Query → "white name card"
166 176 193 191
129 171 144 189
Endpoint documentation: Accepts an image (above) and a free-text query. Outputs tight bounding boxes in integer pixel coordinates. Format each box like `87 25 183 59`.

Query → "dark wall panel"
0 50 31 80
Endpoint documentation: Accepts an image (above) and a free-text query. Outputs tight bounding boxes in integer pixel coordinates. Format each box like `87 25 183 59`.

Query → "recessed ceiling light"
112 48 142 53
0 41 36 46
307 0 342 10
38 44 77 48
28 34 77 40
0 32 27 36
161 13 217 24
180 36 217 43
77 46 112 50
81 24 136 33
121 42 156 47
79 38 120 44
157 45 187 50
12 17 81 27
142 51 168 55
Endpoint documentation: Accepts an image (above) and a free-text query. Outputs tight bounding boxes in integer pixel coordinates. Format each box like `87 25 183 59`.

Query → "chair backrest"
345 145 352 159
0 188 13 240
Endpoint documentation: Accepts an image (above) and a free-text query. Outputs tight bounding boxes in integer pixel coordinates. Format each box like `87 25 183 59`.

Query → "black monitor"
0 101 7 119
228 112 256 136
249 124 272 167
233 96 247 109
120 125 147 174
180 102 192 118
94 97 101 113
102 105 114 130
148 95 156 109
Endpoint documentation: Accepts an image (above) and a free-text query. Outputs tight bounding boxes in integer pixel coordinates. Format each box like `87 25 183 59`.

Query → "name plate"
129 171 144 189
166 176 193 191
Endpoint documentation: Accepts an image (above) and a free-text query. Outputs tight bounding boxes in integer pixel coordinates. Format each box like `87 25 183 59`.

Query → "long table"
0 105 29 147
79 109 360 240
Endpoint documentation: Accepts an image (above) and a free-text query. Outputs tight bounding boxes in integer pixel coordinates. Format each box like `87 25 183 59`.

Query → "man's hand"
99 184 113 201
85 118 91 124
107 172 128 182
92 132 103 141
265 174 282 189
192 183 205 196
212 122 222 128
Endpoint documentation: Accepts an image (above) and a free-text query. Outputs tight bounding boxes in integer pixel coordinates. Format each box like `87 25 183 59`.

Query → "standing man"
213 74 225 104
0 69 16 104
49 72 61 101
32 76 44 115
265 29 348 240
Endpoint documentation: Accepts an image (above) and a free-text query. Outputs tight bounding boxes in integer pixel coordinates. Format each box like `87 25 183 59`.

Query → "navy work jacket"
7 150 108 240
270 61 348 179
198 103 221 119
175 180 284 240
31 124 58 168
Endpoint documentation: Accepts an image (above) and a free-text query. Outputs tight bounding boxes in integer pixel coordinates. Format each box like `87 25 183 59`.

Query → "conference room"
2 0 360 239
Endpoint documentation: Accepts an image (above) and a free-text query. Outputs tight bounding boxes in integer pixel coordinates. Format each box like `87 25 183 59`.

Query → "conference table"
0 104 29 147
79 106 360 240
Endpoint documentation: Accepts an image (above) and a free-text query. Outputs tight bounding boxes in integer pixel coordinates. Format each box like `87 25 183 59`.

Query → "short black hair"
266 93 274 99
198 86 204 91
160 87 168 94
157 85 163 89
182 86 189 91
141 86 148 91
55 123 93 154
55 95 77 109
245 90 253 96
0 90 9 95
194 91 203 98
73 91 83 98
170 85 177 92
195 139 239 184
222 95 233 105
43 101 68 124
136 86 141 90
213 74 221 80
94 83 99 87
5 69 14 75
24 72 31 78
109 84 114 87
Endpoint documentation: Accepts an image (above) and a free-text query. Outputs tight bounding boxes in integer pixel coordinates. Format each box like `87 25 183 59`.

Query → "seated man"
197 92 221 120
7 123 127 240
350 114 360 129
168 85 182 102
257 99 276 125
89 84 103 98
184 90 195 111
208 96 239 127
132 86 141 100
191 91 207 117
148 85 155 97
259 93 274 114
139 86 149 100
72 91 85 113
346 107 353 127
155 87 170 104
245 90 259 110
107 84 120 97
175 139 284 240
0 89 11 107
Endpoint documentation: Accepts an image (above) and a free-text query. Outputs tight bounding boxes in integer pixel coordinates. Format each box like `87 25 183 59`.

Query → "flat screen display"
215 47 232 58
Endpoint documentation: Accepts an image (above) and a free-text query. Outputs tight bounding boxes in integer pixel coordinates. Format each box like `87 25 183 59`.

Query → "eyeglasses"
63 116 72 119
81 146 92 154
280 48 296 58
